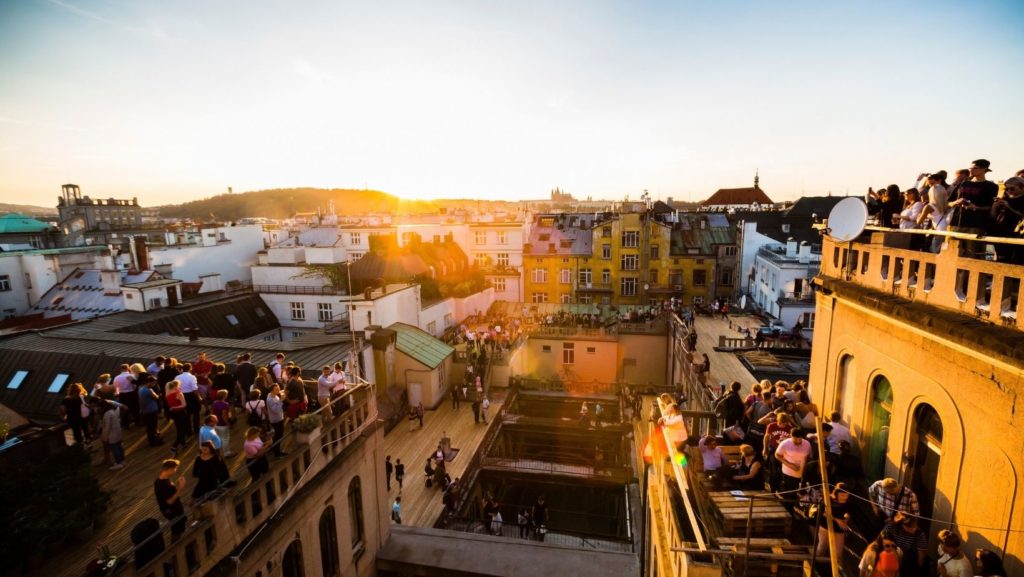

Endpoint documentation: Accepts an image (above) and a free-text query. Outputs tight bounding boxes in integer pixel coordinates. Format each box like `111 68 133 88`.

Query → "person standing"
138 376 163 447
385 455 393 491
774 428 811 499
166 380 190 455
391 496 402 524
112 364 139 428
532 496 548 540
269 353 286 385
395 458 405 491
191 440 229 500
193 352 214 400
266 384 286 457
480 397 489 424
243 427 270 481
234 353 258 397
415 401 425 429
198 415 222 454
451 384 461 410
212 390 234 457
317 366 334 420
814 483 851 567
935 530 973 577
177 363 201 436
471 390 481 424
154 459 187 540
60 382 90 445
100 399 127 470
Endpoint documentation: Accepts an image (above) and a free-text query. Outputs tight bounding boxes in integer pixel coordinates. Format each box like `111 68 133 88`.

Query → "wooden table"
706 490 793 537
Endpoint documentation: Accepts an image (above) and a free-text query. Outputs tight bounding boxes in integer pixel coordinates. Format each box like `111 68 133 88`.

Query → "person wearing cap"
868 477 920 525
936 530 972 577
948 158 999 243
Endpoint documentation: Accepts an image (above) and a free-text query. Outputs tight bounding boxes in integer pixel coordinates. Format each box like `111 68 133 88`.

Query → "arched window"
319 507 340 577
866 376 893 480
282 539 304 577
835 354 855 415
908 404 942 524
348 476 365 552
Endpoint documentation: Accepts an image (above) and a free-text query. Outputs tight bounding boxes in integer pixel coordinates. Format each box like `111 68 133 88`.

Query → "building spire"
754 169 760 189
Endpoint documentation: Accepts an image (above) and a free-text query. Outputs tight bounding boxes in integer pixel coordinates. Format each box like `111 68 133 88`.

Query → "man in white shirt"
317 366 334 419
826 412 852 454
176 363 200 435
270 353 286 384
112 364 139 427
775 429 812 496
329 362 348 410
936 530 973 577
698 435 725 473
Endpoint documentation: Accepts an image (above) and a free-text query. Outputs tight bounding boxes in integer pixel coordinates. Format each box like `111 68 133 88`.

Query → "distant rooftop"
388 321 454 369
0 213 56 234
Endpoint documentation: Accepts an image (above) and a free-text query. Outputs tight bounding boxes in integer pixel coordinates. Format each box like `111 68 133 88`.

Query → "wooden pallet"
718 538 807 577
707 490 793 537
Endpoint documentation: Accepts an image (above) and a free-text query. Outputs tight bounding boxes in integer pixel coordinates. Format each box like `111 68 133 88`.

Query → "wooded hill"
156 188 442 220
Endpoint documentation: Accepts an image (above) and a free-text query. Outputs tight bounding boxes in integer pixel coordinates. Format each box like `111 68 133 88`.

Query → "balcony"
130 383 377 577
777 290 814 305
818 227 1024 333
576 282 613 292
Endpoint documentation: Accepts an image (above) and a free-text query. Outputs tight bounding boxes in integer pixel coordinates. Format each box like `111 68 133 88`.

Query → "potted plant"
291 413 323 444
0 420 9 443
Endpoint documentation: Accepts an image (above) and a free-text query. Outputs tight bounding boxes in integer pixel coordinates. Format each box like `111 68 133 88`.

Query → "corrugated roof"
670 215 736 255
387 322 453 369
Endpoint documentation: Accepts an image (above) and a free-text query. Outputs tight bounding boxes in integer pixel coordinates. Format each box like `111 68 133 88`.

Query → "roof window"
6 370 28 390
47 373 70 394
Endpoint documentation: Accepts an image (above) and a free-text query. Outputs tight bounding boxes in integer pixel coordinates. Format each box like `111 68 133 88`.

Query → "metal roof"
387 322 453 369
0 213 56 234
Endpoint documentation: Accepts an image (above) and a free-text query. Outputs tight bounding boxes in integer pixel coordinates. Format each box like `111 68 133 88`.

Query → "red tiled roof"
702 187 773 206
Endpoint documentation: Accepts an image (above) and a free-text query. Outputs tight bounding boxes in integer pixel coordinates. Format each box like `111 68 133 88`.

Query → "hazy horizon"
2 0 1023 208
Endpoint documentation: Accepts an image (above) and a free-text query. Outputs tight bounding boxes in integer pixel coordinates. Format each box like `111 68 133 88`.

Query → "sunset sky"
1 0 1023 207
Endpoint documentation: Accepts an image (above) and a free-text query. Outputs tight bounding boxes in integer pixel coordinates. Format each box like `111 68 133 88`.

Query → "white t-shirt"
827 422 852 454
936 551 973 577
899 201 924 229
775 438 812 478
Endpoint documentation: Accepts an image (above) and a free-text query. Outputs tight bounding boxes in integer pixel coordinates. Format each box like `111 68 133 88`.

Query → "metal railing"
253 284 346 295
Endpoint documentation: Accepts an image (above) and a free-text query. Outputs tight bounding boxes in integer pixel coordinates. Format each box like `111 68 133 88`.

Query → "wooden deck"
691 315 763 396
382 390 506 528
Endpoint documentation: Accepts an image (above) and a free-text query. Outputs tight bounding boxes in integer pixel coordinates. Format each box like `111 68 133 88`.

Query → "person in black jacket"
715 381 746 429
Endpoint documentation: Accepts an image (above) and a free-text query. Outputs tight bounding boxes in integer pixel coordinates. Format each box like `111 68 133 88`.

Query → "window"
621 254 638 271
531 292 548 303
579 295 592 304
531 268 547 283
496 231 507 245
401 231 418 245
349 232 361 246
493 278 506 292
602 227 611 238
622 231 639 247
560 269 572 284
316 303 332 322
225 314 240 326
621 277 638 296
348 477 365 552
47 373 70 395
427 321 437 335
290 302 306 321
282 540 305 577
693 269 707 287
650 245 659 259
7 370 28 390
444 313 453 328
802 312 816 329
578 268 592 285
835 354 855 415
560 293 571 304
669 270 683 287
724 246 738 257
149 298 161 309
474 254 489 268
718 268 734 287
602 245 611 259
868 376 893 480
496 253 509 267
317 506 339 575
602 269 611 284
586 346 596 354
475 231 487 245
562 342 575 364
542 345 552 352
649 269 659 284
349 252 364 260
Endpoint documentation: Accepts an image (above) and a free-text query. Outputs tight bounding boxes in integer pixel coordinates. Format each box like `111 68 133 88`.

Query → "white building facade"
751 239 820 334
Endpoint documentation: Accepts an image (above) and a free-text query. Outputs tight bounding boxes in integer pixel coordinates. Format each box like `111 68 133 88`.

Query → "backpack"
246 401 265 427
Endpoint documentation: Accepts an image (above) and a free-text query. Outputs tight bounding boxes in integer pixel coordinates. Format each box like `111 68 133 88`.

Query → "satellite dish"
826 197 868 242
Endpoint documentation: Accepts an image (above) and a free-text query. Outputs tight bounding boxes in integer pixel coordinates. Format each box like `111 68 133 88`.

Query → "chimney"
786 238 798 257
135 237 149 270
798 241 811 264
100 269 121 295
185 327 200 342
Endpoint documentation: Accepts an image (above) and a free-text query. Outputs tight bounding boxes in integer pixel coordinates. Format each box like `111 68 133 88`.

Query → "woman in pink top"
243 427 270 481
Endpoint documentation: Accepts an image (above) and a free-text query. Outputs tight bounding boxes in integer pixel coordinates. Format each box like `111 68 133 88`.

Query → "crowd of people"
59 351 355 541
650 376 1008 577
866 159 1024 262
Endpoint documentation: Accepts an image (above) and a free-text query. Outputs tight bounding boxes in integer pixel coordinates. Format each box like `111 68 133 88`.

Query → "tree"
292 264 350 292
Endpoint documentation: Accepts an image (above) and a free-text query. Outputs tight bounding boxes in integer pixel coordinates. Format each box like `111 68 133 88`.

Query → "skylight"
48 373 70 394
226 314 240 326
6 370 28 390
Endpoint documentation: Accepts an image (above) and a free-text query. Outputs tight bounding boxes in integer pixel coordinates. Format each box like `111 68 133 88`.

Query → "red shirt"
764 422 793 451
167 390 186 411
193 359 214 386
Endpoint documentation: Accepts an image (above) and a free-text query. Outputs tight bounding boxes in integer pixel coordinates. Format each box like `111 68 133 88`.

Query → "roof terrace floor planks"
35 417 268 577
691 315 762 396
381 389 507 529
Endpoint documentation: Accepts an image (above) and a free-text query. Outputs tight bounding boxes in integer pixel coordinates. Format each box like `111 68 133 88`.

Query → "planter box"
294 427 321 445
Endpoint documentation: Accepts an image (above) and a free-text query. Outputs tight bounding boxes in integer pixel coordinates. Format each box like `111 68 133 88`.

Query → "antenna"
825 197 868 242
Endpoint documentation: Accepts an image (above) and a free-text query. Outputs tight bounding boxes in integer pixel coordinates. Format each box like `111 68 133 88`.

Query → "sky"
1 0 1023 208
